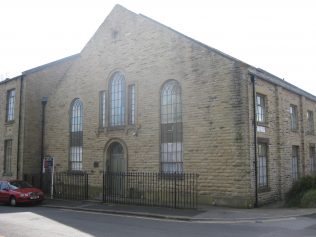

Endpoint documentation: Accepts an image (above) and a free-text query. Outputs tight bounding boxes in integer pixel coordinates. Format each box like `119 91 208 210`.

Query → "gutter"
16 75 24 179
248 68 316 102
40 97 48 189
251 75 258 207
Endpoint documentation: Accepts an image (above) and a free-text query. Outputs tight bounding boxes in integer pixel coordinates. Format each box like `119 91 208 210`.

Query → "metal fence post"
85 173 89 200
50 165 54 199
174 172 177 208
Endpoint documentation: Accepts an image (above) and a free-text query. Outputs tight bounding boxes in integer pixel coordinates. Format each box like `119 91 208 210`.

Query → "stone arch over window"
69 98 83 171
109 71 126 127
160 80 183 173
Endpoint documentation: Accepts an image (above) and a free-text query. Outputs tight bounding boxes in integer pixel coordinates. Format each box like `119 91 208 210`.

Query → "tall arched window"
160 80 183 173
109 72 126 126
70 99 83 171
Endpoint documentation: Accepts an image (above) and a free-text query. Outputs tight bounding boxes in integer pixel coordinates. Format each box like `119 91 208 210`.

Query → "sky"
1 0 316 95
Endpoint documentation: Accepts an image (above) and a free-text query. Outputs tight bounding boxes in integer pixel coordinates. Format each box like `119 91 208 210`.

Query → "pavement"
40 198 316 223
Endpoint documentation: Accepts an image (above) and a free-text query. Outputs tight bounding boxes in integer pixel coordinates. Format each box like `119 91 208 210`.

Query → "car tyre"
9 196 16 207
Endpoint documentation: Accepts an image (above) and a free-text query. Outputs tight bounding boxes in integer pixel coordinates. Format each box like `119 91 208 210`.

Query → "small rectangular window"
6 89 15 122
292 146 299 181
256 94 266 123
99 91 106 128
257 143 268 188
290 105 298 131
70 146 82 171
307 110 314 134
128 84 136 125
4 140 12 175
161 142 183 173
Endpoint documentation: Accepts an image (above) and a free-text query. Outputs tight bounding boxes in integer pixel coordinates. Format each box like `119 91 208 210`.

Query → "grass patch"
301 189 316 208
285 175 316 207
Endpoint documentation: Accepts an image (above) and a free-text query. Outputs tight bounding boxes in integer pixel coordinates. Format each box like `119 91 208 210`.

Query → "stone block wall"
0 77 22 179
44 5 252 207
1 5 315 208
21 56 78 176
248 76 316 205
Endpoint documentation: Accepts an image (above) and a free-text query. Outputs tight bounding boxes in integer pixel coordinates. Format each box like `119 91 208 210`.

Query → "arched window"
160 80 183 173
70 99 83 171
109 72 126 126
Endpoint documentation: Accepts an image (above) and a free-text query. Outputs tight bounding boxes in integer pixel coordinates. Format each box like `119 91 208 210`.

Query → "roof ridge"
139 14 250 66
22 54 80 75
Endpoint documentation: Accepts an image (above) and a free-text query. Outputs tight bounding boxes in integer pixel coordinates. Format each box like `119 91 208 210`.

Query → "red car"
0 180 44 206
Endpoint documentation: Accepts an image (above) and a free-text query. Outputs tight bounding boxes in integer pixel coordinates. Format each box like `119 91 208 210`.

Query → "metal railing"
103 172 198 209
23 173 41 189
53 172 89 200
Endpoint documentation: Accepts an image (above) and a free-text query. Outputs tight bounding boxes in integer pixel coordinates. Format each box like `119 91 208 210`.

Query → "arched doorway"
104 141 127 196
107 142 125 172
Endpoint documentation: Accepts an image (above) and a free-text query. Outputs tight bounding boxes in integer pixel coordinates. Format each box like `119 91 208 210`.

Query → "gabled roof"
249 68 316 102
0 75 22 86
22 54 80 76
139 14 250 67
139 9 316 101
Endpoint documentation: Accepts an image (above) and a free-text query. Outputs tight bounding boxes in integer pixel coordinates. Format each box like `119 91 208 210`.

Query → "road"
0 205 316 237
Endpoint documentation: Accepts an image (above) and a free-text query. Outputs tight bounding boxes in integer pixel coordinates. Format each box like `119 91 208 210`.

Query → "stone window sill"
257 122 268 128
258 186 270 193
3 172 13 177
5 121 15 126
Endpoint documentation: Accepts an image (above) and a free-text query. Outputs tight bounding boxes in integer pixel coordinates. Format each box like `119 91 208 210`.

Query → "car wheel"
9 197 16 207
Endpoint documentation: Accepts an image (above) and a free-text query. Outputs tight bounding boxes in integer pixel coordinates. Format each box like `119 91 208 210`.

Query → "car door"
0 182 10 203
0 182 6 202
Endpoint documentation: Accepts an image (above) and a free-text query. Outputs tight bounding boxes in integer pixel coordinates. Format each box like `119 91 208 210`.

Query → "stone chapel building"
0 5 316 207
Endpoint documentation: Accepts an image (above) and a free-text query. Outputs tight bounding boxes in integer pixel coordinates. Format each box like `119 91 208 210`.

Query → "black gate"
103 172 198 208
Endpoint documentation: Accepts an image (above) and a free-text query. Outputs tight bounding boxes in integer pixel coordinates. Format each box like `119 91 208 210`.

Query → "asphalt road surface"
0 205 316 237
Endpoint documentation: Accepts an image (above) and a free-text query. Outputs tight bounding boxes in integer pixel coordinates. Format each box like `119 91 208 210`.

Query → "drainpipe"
16 75 24 180
251 74 258 208
40 96 48 189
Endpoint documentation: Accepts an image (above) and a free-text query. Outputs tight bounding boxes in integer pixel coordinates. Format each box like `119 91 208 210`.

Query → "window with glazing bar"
256 94 266 123
109 72 125 127
128 84 136 125
290 105 298 131
160 80 183 173
70 99 83 171
99 91 106 128
6 89 15 122
292 146 299 181
257 143 268 188
307 110 314 134
4 140 12 175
